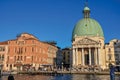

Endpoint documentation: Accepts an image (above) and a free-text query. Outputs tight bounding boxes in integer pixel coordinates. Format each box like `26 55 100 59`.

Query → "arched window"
24 56 26 61
2 55 4 61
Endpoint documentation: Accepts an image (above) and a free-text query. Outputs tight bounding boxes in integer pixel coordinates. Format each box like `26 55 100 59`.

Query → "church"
71 4 116 70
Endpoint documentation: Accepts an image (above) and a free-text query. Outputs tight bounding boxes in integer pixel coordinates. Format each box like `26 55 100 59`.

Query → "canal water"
1 74 120 80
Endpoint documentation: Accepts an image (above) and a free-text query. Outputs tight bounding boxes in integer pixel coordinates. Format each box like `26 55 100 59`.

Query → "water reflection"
72 74 110 80
1 74 120 80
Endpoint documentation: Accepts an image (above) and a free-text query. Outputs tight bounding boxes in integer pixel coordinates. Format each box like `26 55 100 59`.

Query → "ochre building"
0 33 58 71
72 5 115 70
0 42 8 70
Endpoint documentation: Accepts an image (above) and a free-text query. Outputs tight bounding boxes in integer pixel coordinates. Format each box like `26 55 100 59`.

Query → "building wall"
114 40 120 65
104 40 116 69
0 44 8 71
0 33 58 71
47 44 58 66
62 48 71 68
56 49 63 68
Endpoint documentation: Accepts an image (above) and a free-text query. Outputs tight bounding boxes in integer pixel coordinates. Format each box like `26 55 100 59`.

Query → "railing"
72 65 102 72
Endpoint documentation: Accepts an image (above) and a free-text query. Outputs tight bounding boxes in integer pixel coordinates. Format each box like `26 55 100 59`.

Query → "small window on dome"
75 34 77 37
97 33 99 36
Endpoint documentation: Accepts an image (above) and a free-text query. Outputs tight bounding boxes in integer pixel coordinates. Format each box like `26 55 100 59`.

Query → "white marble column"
75 48 77 65
76 48 78 65
82 48 85 65
95 48 98 65
89 48 91 65
72 48 75 66
98 48 100 65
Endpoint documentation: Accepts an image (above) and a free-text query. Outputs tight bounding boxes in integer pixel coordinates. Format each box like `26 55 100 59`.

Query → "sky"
0 0 120 48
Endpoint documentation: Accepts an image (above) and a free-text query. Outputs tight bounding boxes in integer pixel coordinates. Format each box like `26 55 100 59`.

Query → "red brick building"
0 33 58 71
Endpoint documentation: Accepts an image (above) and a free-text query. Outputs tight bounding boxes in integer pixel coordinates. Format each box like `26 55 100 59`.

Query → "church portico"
73 46 100 67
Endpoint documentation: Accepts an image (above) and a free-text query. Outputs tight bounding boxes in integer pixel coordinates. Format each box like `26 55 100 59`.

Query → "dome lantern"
83 6 90 18
83 0 90 18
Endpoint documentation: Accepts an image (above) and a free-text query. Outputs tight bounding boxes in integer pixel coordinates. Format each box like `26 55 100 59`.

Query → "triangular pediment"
76 38 99 45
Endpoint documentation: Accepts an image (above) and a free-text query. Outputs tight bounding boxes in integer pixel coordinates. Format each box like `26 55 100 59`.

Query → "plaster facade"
0 33 58 71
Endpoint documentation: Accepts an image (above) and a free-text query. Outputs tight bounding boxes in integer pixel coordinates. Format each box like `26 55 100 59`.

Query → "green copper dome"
72 6 104 40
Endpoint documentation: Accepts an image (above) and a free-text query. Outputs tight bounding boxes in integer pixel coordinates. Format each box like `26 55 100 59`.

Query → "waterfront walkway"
17 71 120 75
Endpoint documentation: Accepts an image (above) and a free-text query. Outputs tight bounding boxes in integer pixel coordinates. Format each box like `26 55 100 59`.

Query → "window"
7 56 9 61
32 47 34 52
21 56 22 60
2 55 4 61
24 56 26 61
18 56 20 60
14 56 16 61
21 47 23 53
31 56 33 61
6 64 8 67
25 48 26 52
18 47 23 54
0 47 5 51
108 48 111 52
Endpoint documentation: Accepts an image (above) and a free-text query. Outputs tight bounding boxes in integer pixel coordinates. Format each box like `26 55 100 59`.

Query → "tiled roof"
0 41 8 45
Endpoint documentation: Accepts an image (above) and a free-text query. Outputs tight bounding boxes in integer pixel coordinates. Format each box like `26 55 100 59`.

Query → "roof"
72 6 104 40
0 41 8 45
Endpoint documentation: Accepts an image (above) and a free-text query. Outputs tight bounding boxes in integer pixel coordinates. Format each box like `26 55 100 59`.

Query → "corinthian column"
98 48 100 65
95 48 98 65
76 48 78 65
82 48 84 65
72 48 75 66
89 48 91 65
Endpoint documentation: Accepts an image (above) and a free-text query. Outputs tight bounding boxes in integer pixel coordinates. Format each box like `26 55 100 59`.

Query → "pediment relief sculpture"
76 38 99 45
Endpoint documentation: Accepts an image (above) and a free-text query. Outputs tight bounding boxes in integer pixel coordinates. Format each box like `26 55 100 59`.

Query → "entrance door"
85 53 89 65
91 49 95 65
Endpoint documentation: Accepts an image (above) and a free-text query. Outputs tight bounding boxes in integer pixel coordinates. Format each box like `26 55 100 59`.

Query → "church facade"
72 6 116 70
